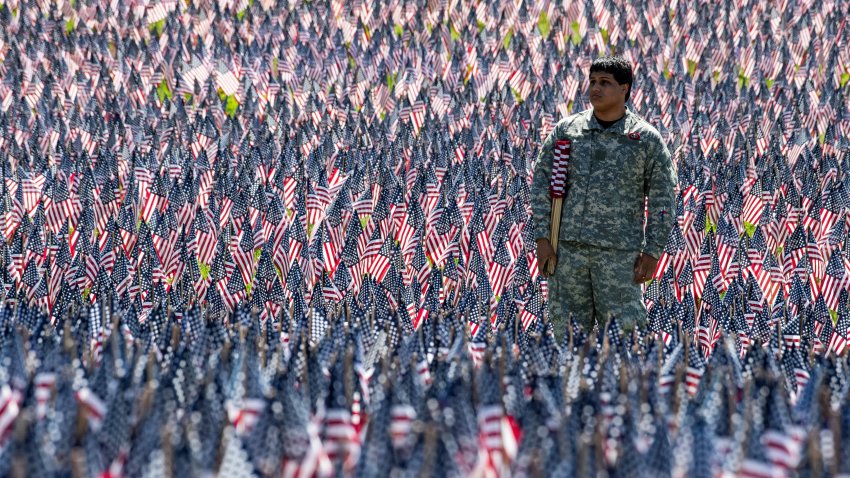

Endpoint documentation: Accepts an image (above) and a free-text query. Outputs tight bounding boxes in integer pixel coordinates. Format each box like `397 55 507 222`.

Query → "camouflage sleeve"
643 136 676 259
531 125 557 241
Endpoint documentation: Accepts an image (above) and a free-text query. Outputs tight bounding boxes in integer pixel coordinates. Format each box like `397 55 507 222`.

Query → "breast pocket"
613 138 646 219
612 139 642 183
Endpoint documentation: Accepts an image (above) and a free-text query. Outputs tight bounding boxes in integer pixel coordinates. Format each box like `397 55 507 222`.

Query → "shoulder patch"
627 132 641 140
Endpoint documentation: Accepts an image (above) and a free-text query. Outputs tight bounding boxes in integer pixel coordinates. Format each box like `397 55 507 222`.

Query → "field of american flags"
0 0 849 476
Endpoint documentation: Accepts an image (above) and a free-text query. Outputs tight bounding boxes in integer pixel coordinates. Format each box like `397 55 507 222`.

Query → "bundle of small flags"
0 0 848 476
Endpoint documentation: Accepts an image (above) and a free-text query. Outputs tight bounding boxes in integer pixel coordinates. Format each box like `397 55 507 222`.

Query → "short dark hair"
589 55 633 102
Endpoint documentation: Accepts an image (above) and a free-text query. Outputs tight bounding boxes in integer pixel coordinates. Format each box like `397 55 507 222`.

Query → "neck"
593 105 626 122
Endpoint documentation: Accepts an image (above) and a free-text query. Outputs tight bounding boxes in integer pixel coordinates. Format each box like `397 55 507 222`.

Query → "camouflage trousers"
546 241 646 337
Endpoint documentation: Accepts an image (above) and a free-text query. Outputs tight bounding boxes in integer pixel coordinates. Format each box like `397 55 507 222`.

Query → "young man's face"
588 71 628 111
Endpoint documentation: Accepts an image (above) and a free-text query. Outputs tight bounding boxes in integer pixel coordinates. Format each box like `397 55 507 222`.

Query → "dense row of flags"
0 0 848 475
4 300 850 477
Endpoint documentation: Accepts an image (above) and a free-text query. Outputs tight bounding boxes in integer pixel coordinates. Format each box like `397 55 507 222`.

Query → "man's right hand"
536 238 557 277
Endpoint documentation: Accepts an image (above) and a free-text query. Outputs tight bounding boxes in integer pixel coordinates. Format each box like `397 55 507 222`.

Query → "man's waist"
558 227 644 250
557 238 641 253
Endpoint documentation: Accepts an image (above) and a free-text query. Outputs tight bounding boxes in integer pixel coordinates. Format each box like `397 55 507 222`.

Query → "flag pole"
547 198 562 276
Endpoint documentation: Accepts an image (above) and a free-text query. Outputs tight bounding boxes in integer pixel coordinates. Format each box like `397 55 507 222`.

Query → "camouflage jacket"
531 107 676 259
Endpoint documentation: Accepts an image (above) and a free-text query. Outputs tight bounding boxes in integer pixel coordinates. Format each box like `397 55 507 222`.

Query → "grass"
503 29 513 49
737 71 750 88
570 22 582 45
149 18 165 37
156 80 172 103
225 95 239 118
538 11 550 38
687 60 697 77
743 221 756 238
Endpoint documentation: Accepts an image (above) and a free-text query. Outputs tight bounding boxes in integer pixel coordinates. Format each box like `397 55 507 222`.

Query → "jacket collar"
583 106 638 135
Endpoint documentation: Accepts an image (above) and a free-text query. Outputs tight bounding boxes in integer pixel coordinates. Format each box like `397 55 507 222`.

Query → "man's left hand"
633 253 659 283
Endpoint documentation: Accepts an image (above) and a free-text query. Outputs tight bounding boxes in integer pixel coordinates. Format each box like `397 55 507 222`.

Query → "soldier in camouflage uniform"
532 56 676 334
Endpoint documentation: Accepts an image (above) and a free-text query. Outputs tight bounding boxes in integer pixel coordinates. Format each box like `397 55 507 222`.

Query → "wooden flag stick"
547 198 563 276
